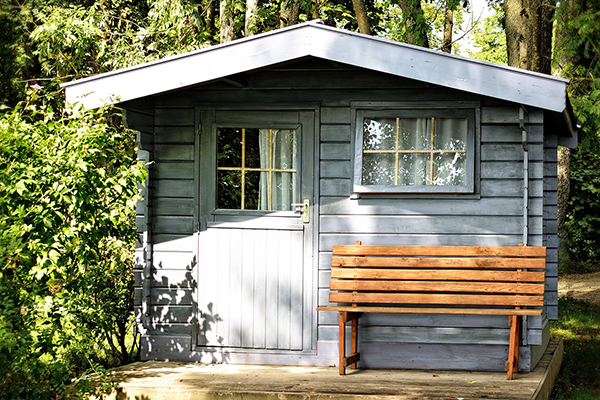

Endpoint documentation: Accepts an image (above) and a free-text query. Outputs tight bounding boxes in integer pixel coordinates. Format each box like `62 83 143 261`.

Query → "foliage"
29 0 209 79
464 4 506 64
562 150 600 271
0 90 146 399
377 0 469 51
554 0 600 270
550 297 600 399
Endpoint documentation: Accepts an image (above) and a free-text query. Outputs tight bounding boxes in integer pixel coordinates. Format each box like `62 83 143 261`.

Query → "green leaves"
0 99 146 399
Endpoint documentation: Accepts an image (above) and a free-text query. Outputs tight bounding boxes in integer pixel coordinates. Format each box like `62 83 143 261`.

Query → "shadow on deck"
102 339 563 400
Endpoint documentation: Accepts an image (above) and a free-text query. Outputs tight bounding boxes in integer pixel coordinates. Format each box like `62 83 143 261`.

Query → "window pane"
272 172 297 211
433 152 467 186
362 153 395 185
217 128 242 167
217 170 241 209
398 153 429 186
434 118 467 150
399 118 430 150
244 171 261 210
272 129 297 170
363 118 396 150
245 129 261 168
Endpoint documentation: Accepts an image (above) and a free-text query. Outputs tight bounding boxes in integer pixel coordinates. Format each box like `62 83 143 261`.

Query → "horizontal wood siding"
544 128 559 320
141 107 197 350
129 61 560 370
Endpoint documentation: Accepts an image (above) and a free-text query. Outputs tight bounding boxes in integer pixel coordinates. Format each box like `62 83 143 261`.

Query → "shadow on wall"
137 252 230 364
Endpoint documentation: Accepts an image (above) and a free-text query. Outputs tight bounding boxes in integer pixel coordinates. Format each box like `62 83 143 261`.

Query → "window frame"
353 107 477 194
212 122 302 213
215 127 299 211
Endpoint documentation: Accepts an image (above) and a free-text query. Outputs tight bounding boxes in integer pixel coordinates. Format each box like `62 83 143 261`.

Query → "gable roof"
62 20 576 136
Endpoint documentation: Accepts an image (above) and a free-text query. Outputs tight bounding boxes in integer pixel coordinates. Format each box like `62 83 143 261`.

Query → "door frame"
192 104 320 356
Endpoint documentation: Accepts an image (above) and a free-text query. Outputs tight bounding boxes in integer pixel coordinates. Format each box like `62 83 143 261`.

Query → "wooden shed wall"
130 61 558 370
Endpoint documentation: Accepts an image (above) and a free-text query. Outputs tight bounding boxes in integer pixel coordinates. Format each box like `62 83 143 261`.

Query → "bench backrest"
330 244 546 312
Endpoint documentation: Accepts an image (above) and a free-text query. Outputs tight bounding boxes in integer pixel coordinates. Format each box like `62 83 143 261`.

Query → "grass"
550 297 600 400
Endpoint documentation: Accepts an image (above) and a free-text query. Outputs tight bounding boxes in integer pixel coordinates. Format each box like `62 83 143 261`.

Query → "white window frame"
353 108 476 194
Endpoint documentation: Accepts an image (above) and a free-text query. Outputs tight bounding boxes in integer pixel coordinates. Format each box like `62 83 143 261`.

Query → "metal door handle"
291 199 310 223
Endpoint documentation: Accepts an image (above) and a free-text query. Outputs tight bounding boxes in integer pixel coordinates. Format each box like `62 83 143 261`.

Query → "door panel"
197 110 315 352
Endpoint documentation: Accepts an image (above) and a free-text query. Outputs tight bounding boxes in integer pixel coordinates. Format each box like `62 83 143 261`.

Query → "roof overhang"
61 20 577 142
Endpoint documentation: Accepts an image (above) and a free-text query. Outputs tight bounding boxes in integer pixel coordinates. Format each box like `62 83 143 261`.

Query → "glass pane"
363 118 396 151
217 128 242 167
272 129 297 170
362 153 395 185
272 172 297 211
245 128 261 168
432 152 467 186
217 170 241 209
244 171 261 210
399 118 430 150
434 118 467 150
398 153 429 186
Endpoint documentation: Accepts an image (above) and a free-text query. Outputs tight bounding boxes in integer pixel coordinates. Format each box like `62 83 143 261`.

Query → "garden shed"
63 20 577 373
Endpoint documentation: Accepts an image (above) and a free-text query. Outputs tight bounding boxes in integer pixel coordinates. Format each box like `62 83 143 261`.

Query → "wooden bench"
317 242 547 380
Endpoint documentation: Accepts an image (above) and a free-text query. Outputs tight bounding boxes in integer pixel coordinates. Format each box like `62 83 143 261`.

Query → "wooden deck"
102 339 563 400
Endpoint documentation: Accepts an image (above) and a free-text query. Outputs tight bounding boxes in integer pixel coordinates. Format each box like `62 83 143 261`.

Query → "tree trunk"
219 0 235 43
206 0 216 36
441 8 453 53
280 0 301 28
504 0 556 73
245 0 259 35
397 0 430 48
351 0 372 35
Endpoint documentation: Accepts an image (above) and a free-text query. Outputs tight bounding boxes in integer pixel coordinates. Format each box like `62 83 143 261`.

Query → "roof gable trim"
62 20 569 114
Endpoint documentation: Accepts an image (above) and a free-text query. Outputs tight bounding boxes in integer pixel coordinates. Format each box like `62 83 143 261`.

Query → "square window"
354 109 475 193
216 127 298 210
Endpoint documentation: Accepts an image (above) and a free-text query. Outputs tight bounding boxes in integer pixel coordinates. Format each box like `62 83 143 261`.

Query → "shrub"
0 91 146 399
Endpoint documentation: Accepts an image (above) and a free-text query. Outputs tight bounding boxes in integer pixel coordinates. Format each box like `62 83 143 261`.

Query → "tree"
351 0 372 34
504 0 555 73
220 0 236 42
552 0 600 269
398 0 431 47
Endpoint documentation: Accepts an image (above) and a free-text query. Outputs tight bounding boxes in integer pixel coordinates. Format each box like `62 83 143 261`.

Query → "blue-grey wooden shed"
63 20 577 372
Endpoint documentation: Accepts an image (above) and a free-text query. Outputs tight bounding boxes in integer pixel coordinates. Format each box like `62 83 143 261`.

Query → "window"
354 109 475 193
216 127 297 210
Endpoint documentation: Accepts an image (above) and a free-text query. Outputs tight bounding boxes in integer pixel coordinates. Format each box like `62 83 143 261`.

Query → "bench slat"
316 305 543 316
333 245 547 258
331 268 546 282
330 280 545 294
332 256 546 269
329 292 544 307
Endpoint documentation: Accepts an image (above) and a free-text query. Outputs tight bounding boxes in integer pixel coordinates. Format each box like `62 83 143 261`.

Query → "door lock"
291 199 310 223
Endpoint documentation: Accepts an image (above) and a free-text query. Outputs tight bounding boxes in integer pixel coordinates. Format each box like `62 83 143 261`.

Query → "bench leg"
351 316 359 370
338 311 361 375
338 312 345 375
506 315 521 380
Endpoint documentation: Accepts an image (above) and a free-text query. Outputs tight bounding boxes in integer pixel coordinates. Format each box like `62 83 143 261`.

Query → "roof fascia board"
63 24 317 109
63 21 570 115
305 24 568 113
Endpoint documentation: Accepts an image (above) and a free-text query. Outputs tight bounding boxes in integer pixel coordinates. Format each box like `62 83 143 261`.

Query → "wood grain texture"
332 245 546 257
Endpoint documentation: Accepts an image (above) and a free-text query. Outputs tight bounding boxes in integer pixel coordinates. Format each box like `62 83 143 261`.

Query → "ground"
557 271 600 306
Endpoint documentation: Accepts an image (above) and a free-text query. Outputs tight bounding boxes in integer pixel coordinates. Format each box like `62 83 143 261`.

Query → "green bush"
0 91 146 399
563 149 600 273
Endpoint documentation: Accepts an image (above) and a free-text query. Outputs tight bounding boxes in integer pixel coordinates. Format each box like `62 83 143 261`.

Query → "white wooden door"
196 110 315 352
